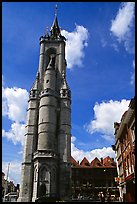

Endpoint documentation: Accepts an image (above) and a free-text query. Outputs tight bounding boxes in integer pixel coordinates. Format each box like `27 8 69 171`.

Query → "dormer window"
85 163 90 166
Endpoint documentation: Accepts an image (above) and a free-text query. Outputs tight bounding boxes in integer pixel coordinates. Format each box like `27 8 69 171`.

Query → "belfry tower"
18 8 71 202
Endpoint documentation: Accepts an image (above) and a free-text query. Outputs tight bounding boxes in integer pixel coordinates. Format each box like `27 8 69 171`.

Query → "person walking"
98 192 105 202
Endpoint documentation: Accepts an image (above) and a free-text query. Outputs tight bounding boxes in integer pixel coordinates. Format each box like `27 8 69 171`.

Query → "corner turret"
29 72 40 100
60 71 71 100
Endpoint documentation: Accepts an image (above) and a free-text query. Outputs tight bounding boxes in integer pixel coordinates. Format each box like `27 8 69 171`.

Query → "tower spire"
50 4 60 39
49 4 66 41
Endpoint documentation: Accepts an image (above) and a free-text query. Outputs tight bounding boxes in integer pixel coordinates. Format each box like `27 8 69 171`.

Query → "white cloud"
2 161 21 185
2 86 9 117
130 60 135 85
110 2 135 53
110 43 119 52
61 24 89 69
2 81 28 146
71 136 76 143
101 38 107 48
71 136 115 162
2 123 26 146
85 99 130 142
2 86 29 123
2 136 115 185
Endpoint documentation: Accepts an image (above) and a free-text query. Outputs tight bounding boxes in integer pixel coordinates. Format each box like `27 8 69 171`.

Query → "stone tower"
18 11 71 202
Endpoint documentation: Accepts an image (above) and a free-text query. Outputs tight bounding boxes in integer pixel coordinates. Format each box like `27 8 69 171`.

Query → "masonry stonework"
18 14 71 202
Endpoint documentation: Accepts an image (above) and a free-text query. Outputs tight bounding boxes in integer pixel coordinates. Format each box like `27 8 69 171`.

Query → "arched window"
45 48 56 68
39 166 50 183
38 183 46 197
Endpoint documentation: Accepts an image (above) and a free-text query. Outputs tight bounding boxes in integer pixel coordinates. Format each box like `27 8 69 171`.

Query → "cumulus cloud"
61 24 89 69
2 123 26 146
2 86 29 123
2 161 21 185
110 2 135 53
3 136 116 185
71 136 115 162
130 60 135 85
2 81 29 145
85 99 130 142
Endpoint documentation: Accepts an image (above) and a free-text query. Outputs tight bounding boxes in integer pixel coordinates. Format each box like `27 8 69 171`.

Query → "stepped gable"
90 157 103 168
80 157 91 167
103 156 116 168
71 156 81 167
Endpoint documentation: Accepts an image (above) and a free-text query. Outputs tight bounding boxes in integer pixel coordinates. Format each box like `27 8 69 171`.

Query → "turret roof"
30 72 39 90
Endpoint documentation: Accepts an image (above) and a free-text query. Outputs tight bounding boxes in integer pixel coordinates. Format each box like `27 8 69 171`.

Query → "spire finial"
55 3 58 17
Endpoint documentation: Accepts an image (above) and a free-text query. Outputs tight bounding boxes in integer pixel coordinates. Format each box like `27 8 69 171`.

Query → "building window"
40 166 50 183
63 90 66 97
85 163 90 166
38 183 46 198
131 125 135 142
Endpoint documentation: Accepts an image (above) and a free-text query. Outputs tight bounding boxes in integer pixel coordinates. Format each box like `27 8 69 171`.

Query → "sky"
2 2 135 185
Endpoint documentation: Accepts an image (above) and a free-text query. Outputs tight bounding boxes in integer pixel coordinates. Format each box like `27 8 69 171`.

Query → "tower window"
63 90 66 96
46 80 49 83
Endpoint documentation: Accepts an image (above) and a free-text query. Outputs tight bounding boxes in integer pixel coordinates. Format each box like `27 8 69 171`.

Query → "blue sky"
2 2 135 184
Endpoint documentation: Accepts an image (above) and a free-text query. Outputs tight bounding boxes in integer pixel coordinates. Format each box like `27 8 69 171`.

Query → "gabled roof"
90 157 103 168
80 157 90 167
71 156 80 167
103 156 116 167
71 156 117 169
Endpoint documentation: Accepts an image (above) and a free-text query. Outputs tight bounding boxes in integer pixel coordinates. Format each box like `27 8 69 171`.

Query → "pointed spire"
61 70 70 91
50 17 60 36
50 4 61 39
31 72 39 91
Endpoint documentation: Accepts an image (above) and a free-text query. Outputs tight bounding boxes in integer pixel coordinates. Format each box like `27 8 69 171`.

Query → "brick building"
113 97 135 202
71 156 119 200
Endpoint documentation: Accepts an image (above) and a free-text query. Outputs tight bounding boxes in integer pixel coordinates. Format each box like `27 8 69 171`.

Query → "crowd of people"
98 191 111 202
